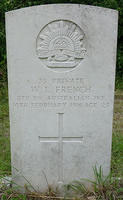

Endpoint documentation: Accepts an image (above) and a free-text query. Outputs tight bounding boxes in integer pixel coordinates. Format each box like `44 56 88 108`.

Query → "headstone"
5 4 118 191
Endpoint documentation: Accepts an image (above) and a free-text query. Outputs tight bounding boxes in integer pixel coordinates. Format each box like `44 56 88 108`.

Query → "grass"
111 132 123 178
1 167 123 200
111 89 123 178
0 83 11 177
64 166 123 200
0 83 123 199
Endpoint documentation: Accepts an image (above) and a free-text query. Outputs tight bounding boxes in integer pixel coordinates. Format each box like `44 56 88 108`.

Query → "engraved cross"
39 113 83 184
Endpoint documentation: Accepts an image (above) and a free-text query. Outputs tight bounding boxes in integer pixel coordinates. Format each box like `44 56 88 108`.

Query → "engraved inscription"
12 77 110 110
36 20 86 71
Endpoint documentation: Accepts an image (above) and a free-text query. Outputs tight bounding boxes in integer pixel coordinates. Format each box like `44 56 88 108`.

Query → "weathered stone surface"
5 4 118 191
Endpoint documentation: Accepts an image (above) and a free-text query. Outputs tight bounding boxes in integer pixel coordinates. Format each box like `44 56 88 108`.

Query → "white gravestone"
5 4 118 191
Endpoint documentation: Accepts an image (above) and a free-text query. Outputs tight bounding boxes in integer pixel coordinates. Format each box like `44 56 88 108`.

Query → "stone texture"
5 4 118 192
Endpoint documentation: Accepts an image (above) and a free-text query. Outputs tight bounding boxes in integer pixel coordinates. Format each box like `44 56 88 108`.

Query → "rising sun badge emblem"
36 20 86 71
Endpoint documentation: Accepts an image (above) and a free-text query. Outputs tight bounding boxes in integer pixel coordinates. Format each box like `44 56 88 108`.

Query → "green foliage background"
0 0 123 85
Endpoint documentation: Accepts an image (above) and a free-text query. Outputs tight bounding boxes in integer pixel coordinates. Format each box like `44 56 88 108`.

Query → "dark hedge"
0 0 122 84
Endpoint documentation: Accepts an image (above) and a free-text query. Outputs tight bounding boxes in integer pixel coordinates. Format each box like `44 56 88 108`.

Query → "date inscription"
13 77 110 110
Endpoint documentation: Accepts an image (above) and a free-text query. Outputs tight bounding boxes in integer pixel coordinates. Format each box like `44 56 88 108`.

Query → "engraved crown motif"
36 20 86 69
